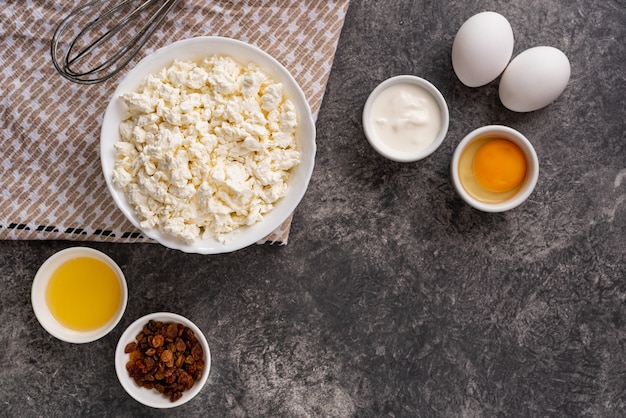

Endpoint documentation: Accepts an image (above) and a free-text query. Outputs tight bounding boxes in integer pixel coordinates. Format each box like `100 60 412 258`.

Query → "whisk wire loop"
51 0 179 84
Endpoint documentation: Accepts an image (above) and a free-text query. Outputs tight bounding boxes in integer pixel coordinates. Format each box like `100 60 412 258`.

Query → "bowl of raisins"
115 312 211 408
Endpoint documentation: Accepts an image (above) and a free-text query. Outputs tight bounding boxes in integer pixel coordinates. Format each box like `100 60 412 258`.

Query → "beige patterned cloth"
0 0 349 245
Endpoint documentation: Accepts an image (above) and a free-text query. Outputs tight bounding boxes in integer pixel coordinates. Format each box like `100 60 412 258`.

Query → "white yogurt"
369 83 442 154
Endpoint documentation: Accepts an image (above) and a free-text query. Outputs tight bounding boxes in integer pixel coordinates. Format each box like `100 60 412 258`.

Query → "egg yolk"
472 139 527 192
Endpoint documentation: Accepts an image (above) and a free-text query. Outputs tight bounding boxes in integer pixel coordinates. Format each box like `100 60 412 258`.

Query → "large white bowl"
100 36 316 254
115 312 211 408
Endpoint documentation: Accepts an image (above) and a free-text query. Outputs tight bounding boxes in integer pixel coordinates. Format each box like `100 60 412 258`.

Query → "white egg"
452 11 514 87
499 46 571 112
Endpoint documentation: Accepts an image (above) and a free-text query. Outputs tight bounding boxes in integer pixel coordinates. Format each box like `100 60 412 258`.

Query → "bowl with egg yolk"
451 125 539 212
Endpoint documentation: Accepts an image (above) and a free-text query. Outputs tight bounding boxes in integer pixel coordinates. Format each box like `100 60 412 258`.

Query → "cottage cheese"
112 56 300 243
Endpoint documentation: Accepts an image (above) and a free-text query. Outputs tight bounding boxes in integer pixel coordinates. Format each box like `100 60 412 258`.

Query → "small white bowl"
115 312 211 409
451 125 539 212
31 247 128 343
100 36 316 254
363 75 449 162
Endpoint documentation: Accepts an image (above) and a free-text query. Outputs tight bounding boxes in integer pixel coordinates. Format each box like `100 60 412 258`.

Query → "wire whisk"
51 0 179 84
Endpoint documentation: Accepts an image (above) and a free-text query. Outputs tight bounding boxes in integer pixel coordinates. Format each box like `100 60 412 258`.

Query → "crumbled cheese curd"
112 56 300 243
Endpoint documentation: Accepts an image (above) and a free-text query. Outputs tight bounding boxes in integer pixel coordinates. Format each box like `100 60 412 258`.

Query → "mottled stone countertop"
1 1 625 417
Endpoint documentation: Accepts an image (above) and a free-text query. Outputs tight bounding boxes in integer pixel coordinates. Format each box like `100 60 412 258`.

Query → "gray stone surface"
1 0 625 416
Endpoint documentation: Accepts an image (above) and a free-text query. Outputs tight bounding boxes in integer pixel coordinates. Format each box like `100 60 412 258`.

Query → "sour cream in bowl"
363 75 449 162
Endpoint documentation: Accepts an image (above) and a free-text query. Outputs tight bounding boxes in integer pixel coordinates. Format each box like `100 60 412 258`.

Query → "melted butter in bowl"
46 256 123 332
31 247 128 343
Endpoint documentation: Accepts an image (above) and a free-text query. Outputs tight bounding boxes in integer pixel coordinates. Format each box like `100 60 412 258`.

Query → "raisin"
175 338 186 353
144 357 155 370
178 371 191 385
187 363 197 375
152 334 164 348
191 343 203 361
148 320 158 332
160 349 173 363
135 359 146 370
129 350 142 362
124 342 137 353
184 328 195 340
175 354 184 368
166 323 178 339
